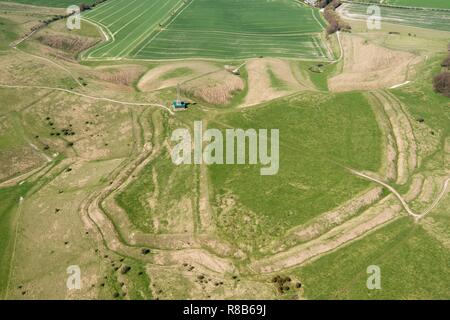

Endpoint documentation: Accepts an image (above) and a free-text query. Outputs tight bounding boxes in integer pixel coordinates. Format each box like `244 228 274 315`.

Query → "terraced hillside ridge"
82 0 332 60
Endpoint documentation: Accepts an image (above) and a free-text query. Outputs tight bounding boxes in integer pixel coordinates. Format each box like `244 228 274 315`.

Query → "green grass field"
83 0 183 59
294 50 450 300
342 3 450 32
0 183 31 298
388 0 450 9
297 217 450 299
83 0 330 60
348 0 450 10
0 17 18 51
207 92 382 253
116 149 198 234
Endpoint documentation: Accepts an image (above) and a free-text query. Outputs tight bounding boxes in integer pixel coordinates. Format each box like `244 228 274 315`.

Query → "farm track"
11 47 84 88
349 169 450 221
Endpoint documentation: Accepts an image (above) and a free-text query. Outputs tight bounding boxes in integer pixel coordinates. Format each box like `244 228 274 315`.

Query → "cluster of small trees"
433 46 450 97
320 0 351 35
317 0 332 8
441 46 450 69
271 275 302 295
79 0 109 12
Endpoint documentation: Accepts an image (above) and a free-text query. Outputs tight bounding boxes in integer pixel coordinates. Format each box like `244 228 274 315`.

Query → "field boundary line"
11 47 84 87
81 17 112 42
328 31 343 64
117 0 186 58
81 17 116 59
133 0 195 57
104 0 145 28
85 0 124 19
93 0 138 24
97 1 163 58
311 6 327 30
110 0 160 36
4 196 24 299
164 29 320 37
84 55 334 62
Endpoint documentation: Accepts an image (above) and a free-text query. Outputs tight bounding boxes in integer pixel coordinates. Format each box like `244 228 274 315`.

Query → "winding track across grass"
0 84 174 115
349 169 450 221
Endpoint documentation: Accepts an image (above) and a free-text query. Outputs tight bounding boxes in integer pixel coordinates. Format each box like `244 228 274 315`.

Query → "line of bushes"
29 0 108 34
318 0 351 35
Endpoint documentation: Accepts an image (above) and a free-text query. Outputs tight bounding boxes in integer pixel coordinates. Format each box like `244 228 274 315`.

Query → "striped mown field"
340 3 450 32
82 0 331 61
345 0 450 10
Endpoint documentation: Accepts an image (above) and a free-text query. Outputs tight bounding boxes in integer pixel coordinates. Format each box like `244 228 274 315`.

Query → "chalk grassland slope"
206 92 382 255
294 47 450 299
1 1 449 300
328 35 420 92
83 0 330 60
347 0 450 10
0 84 156 299
340 3 450 32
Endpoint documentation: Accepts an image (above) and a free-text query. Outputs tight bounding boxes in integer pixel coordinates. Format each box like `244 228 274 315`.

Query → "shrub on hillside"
323 0 350 35
441 56 450 69
433 72 450 97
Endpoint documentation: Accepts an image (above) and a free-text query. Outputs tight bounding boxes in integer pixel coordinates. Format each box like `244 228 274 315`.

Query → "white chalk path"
349 169 450 222
0 84 174 115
